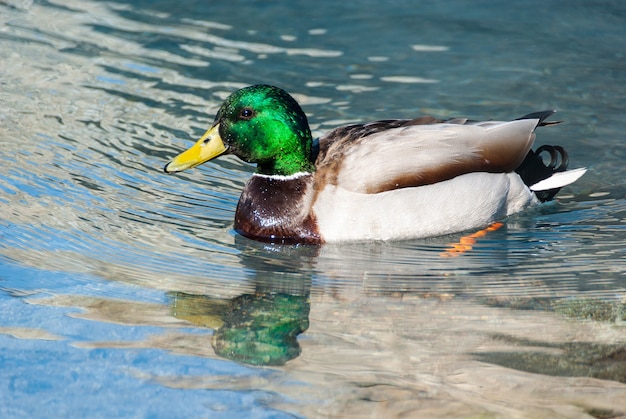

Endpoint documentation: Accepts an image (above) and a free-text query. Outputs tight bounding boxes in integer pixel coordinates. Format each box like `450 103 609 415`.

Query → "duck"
164 84 587 244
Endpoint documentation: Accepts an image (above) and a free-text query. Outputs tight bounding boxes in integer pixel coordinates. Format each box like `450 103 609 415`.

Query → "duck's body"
164 85 586 244
236 171 533 243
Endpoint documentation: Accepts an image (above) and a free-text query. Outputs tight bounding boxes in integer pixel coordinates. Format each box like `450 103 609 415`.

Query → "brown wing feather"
313 117 539 194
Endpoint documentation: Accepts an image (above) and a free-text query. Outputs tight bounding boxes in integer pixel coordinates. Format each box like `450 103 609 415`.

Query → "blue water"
1 0 626 417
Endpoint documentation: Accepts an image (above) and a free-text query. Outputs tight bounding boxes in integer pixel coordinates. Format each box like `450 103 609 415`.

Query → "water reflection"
170 290 310 366
476 334 626 384
169 237 315 366
6 234 626 416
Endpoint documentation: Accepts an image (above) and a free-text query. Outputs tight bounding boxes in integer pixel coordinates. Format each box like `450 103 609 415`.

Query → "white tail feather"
530 167 587 191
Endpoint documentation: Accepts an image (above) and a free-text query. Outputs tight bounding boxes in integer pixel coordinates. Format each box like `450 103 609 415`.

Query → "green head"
164 85 316 176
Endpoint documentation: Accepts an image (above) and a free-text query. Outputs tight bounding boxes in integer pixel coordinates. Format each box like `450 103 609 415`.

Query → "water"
1 0 626 416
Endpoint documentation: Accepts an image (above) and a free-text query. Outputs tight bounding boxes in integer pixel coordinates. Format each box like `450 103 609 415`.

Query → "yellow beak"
164 124 228 173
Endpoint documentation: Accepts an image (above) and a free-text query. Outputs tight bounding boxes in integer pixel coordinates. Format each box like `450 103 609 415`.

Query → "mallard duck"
164 84 586 244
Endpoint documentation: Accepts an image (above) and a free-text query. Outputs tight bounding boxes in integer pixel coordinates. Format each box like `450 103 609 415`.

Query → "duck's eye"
238 108 255 120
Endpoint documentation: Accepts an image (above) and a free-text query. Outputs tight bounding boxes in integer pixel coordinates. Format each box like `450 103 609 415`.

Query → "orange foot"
441 222 504 257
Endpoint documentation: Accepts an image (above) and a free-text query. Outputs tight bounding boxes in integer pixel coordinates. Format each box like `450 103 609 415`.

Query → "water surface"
1 0 626 417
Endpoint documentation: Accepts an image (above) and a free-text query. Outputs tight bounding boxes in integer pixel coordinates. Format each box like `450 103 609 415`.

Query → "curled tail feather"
514 111 586 201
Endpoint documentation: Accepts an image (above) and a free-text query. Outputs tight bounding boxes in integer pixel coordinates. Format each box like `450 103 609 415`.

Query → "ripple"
380 75 439 84
411 44 450 52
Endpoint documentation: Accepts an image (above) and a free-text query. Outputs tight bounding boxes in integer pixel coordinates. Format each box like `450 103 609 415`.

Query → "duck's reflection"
170 290 310 366
169 238 317 366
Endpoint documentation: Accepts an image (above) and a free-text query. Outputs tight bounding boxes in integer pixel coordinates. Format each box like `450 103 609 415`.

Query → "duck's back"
314 117 539 194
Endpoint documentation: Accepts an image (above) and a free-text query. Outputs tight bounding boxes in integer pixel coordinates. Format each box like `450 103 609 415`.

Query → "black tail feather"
516 145 570 202
516 110 563 127
514 110 570 202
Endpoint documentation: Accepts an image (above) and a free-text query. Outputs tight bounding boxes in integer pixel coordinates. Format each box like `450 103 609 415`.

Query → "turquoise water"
1 0 626 417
